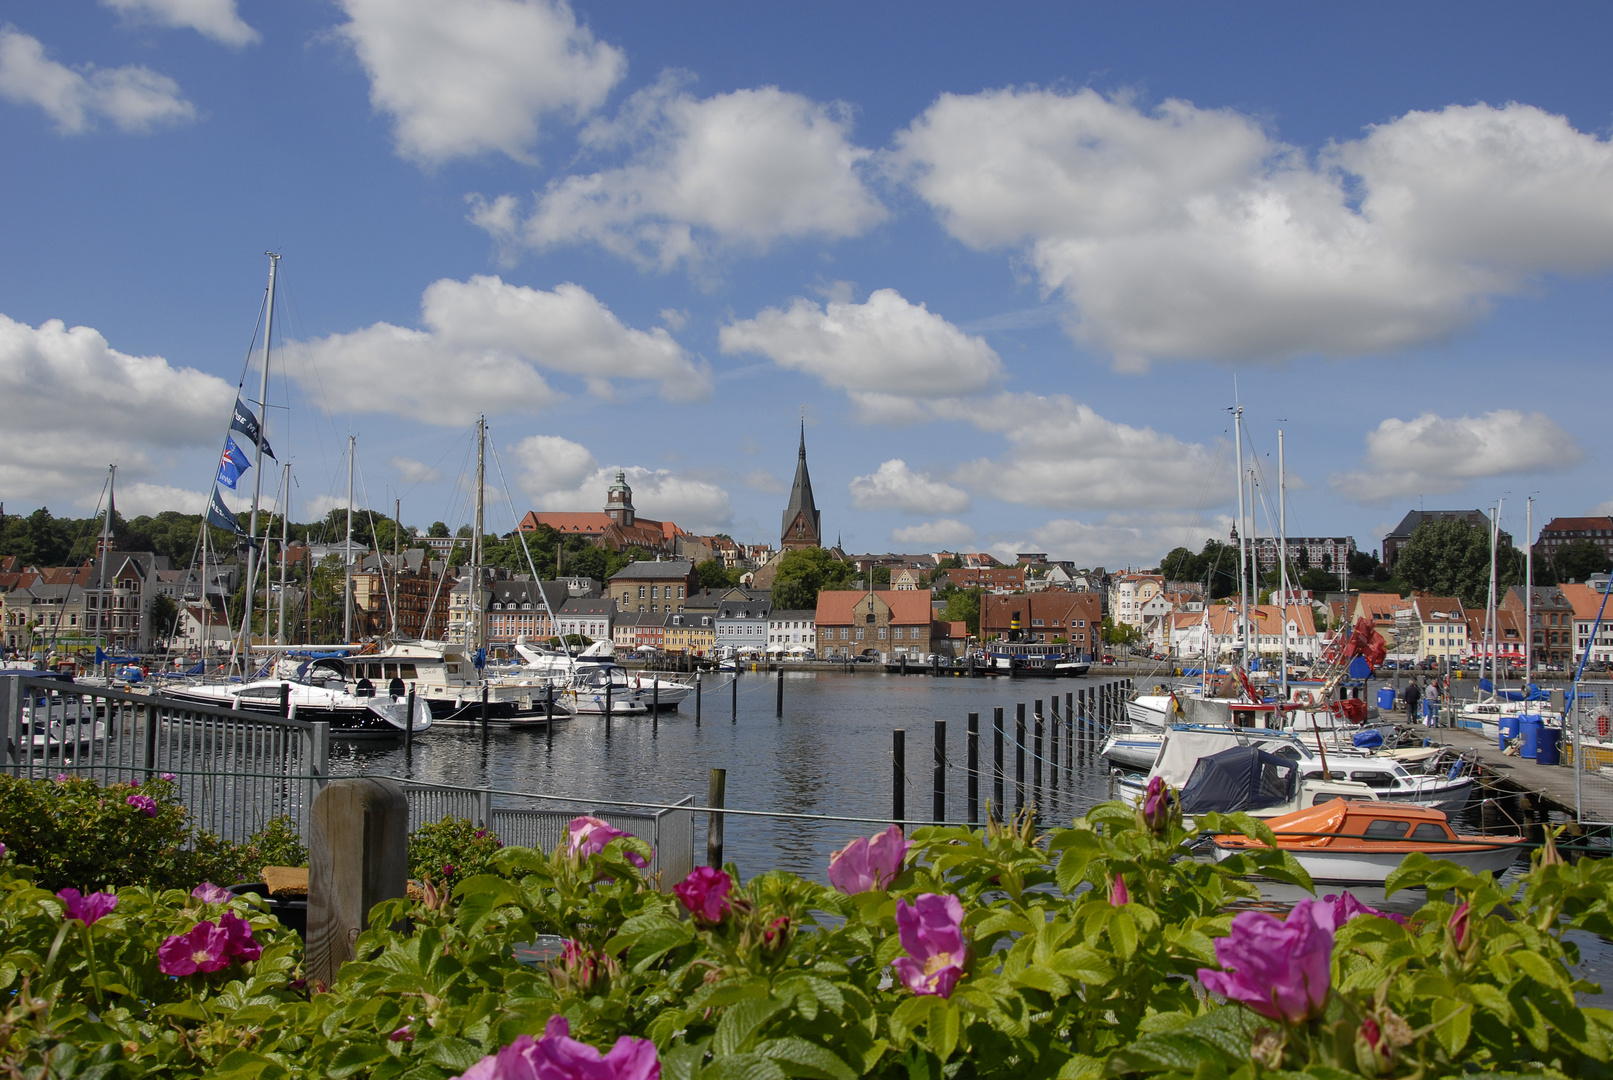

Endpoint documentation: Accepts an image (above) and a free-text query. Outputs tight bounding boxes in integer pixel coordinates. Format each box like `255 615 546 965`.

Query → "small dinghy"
1210 800 1522 885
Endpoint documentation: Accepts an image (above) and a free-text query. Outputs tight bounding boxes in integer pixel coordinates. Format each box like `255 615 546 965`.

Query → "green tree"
938 586 981 635
771 548 853 610
1554 539 1611 584
696 558 739 590
935 554 962 570
428 521 450 537
148 594 179 645
1394 518 1519 605
1101 615 1144 647
1298 568 1339 594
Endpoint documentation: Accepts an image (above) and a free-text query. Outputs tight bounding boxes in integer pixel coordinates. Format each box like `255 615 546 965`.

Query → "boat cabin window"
1349 771 1396 789
399 664 418 679
1410 823 1449 841
1360 819 1410 839
447 664 460 674
238 686 284 700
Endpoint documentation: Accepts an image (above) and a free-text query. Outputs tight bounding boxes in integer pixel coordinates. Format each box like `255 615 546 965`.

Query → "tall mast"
239 252 278 672
1278 429 1289 706
392 496 401 638
1487 501 1502 685
1232 404 1247 665
277 463 289 644
1525 496 1533 684
344 434 354 642
472 416 485 657
97 465 114 665
1247 465 1258 661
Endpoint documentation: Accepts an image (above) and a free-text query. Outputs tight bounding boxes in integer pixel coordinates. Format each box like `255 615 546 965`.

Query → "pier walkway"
1420 725 1613 829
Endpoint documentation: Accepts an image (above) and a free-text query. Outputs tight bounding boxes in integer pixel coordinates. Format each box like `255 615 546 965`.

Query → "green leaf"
328 1045 390 1079
1105 1033 1229 1076
1383 853 1432 897
1431 997 1472 1057
1050 945 1113 984
209 1050 290 1080
715 996 788 1056
1511 950 1569 992
1109 911 1138 961
756 1037 859 1080
702 1054 789 1080
929 999 960 1061
423 1037 487 1072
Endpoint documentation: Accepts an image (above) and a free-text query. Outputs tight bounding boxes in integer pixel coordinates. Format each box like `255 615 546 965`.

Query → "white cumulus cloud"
390 456 441 485
336 0 624 164
510 434 732 532
893 89 1613 370
0 26 195 134
1329 410 1583 501
102 0 258 46
891 519 976 548
470 74 885 269
719 288 1002 415
937 393 1216 511
298 276 709 425
849 459 971 515
0 313 235 508
994 513 1235 570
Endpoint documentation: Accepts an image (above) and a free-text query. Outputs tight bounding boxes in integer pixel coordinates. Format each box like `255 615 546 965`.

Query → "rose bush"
0 789 1609 1080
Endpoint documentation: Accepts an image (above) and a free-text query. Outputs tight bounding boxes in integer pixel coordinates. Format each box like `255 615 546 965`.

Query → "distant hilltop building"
1532 516 1613 563
518 471 683 555
1383 510 1508 570
781 422 822 551
1250 536 1356 573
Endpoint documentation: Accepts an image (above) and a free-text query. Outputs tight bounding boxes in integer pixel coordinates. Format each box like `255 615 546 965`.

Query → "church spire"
781 419 821 550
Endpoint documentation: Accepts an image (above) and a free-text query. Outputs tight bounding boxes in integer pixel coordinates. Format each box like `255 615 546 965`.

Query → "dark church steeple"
781 420 821 550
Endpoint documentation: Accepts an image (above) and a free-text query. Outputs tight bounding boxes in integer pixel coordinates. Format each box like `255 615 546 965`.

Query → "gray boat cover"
1178 746 1298 814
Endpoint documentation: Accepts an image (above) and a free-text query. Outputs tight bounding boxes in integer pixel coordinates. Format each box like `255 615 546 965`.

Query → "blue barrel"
1519 714 1542 759
1536 725 1562 766
1377 687 1397 711
1499 713 1521 751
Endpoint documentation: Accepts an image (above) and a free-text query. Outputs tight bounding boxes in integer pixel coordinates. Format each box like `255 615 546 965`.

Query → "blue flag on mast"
230 397 275 460
206 486 247 536
217 435 252 490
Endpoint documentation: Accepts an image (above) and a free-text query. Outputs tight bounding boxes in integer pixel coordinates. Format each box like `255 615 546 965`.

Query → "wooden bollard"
966 712 979 824
404 688 414 754
731 673 738 722
653 678 660 730
605 682 612 736
694 673 702 726
480 684 489 730
893 728 906 831
545 685 554 747
992 706 1005 821
776 669 783 718
280 682 291 718
1049 696 1059 791
1033 700 1044 794
932 718 946 824
706 767 726 869
1065 691 1074 775
307 778 409 989
1015 703 1026 815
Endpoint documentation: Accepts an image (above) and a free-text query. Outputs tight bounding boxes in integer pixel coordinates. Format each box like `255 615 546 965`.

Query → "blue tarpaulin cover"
1178 746 1299 815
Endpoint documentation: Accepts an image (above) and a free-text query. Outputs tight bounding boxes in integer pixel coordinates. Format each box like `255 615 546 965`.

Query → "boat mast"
98 464 114 667
1525 496 1533 684
344 434 354 642
277 463 289 644
239 252 278 673
1487 501 1501 687
1278 428 1289 706
1232 403 1247 666
1247 464 1258 665
392 496 401 638
472 416 485 662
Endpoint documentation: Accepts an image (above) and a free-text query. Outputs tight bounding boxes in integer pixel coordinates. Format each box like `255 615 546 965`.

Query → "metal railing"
394 777 695 890
0 674 329 843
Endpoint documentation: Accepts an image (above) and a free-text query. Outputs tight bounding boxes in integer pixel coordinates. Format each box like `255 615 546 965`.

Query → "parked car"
1101 654 1116 665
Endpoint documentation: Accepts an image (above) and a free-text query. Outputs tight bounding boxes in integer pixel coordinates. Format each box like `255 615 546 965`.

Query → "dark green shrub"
407 815 503 889
240 816 309 869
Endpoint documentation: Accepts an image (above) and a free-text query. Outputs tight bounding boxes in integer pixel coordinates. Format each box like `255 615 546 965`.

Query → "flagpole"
239 252 279 673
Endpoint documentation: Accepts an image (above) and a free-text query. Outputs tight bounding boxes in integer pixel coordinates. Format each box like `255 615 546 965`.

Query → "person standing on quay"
1403 677 1422 723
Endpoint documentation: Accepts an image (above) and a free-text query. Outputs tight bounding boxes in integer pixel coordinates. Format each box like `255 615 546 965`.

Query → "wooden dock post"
893 728 906 831
545 684 553 747
1065 691 1074 775
653 678 660 730
1049 696 1059 790
776 669 783 718
1033 700 1044 795
933 718 946 823
1015 703 1026 815
404 688 414 755
992 707 1004 821
731 673 738 722
280 683 290 718
966 712 979 824
307 778 408 990
480 685 489 730
604 682 612 737
706 767 726 868
694 674 702 726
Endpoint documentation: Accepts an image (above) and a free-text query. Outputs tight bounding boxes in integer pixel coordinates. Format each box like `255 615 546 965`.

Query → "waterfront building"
664 611 715 656
815 590 934 660
715 598 771 654
1351 592 1407 630
486 579 570 648
608 559 696 614
1383 510 1507 570
1501 585 1574 670
932 567 1026 594
766 608 816 654
518 471 684 554
1464 607 1526 666
1533 516 1613 565
1560 582 1613 664
980 592 1101 657
1108 573 1164 629
1250 535 1357 573
1394 596 1468 663
555 596 615 643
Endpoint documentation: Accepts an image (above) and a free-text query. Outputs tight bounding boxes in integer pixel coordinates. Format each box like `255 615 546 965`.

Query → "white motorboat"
163 675 431 740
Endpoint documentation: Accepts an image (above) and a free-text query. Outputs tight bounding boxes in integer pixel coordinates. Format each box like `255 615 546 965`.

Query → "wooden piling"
776 669 784 717
706 768 726 869
992 706 1005 821
1033 700 1044 795
1049 695 1059 791
1015 702 1026 815
1064 690 1074 776
404 688 414 754
605 682 612 737
307 778 408 990
966 711 979 824
694 673 702 725
731 672 738 722
933 718 946 824
893 728 906 831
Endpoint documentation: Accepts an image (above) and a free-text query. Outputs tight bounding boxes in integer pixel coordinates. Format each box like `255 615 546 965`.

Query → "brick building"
980 592 1102 658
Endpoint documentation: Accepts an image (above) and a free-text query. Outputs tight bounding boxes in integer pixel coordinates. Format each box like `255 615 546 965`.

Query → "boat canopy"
1178 746 1298 815
1151 729 1243 787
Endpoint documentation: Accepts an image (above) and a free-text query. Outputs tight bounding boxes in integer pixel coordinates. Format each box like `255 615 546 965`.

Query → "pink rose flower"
126 794 158 817
672 867 732 924
1323 892 1407 927
220 910 261 962
192 882 233 904
456 1015 660 1080
158 921 233 976
1142 776 1171 834
827 824 910 894
1449 900 1471 950
891 893 968 998
567 815 648 869
57 888 117 926
1197 898 1334 1024
1109 875 1129 907
161 772 176 781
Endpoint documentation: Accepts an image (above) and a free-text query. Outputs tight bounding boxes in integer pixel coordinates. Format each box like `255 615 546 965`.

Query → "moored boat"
1210 800 1523 884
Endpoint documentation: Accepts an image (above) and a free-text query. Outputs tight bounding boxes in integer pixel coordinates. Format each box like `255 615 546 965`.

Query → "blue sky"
2 1 1611 567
